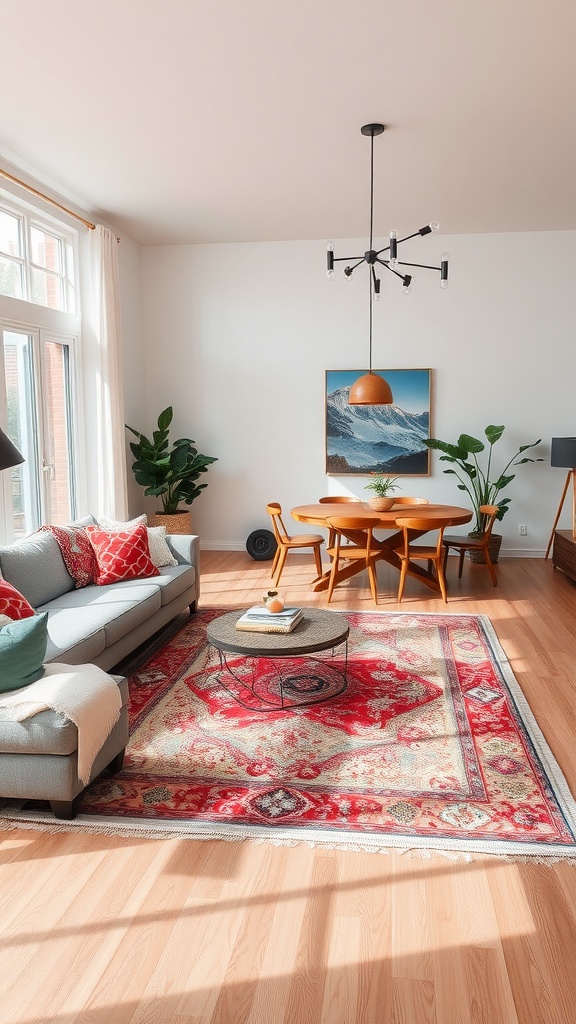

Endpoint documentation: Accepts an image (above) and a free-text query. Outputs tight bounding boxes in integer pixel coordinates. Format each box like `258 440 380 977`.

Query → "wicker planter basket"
368 496 396 511
469 533 503 564
150 510 192 535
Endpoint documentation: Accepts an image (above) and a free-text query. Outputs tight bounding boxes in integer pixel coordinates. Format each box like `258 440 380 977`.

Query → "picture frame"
325 369 432 476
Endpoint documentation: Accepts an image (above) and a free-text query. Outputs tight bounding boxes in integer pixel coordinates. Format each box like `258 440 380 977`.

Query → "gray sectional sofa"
0 518 199 671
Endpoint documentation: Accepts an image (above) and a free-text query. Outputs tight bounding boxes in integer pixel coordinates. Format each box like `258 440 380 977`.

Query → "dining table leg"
310 528 446 595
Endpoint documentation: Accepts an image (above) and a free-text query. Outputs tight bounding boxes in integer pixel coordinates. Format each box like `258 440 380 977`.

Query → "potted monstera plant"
423 425 542 561
126 407 218 533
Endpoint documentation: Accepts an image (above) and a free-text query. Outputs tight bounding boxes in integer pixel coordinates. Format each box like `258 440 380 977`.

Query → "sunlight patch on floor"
0 836 32 851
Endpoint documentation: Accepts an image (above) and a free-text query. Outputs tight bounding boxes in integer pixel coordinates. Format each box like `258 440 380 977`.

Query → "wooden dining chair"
392 497 430 506
325 515 382 604
318 496 362 503
266 503 324 586
395 516 449 603
442 504 500 586
319 496 362 546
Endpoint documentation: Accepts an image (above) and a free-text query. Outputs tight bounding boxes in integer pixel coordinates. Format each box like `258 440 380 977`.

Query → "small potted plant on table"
423 424 542 562
364 474 400 511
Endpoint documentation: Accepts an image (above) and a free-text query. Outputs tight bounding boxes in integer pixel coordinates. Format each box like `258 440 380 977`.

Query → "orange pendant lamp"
348 371 393 405
326 123 449 406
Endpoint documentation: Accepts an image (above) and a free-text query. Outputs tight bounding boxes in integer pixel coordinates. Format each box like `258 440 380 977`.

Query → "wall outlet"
519 524 528 535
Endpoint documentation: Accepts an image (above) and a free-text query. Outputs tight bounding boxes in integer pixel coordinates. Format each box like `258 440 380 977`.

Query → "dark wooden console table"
552 530 576 583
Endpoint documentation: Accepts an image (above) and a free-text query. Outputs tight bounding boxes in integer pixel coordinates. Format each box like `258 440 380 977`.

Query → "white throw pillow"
146 525 178 567
96 515 177 568
98 514 147 531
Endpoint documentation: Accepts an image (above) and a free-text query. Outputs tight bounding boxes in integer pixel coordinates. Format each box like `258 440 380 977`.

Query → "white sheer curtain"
87 224 129 520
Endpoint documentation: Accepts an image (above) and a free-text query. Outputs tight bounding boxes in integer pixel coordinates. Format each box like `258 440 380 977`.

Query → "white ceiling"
2 0 576 246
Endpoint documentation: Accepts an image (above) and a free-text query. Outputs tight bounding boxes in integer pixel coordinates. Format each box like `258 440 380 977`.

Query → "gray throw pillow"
0 531 74 606
0 613 49 692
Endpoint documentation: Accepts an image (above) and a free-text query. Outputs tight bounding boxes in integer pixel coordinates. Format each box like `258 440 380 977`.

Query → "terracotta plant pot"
150 510 192 535
368 496 396 511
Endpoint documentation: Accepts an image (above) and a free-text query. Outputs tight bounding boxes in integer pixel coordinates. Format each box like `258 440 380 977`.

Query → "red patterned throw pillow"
40 524 98 588
86 524 159 586
0 579 35 619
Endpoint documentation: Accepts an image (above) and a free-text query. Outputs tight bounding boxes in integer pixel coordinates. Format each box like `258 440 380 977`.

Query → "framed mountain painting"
325 369 431 476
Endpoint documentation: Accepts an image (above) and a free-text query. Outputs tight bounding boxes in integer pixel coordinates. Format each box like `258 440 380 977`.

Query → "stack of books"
235 606 304 634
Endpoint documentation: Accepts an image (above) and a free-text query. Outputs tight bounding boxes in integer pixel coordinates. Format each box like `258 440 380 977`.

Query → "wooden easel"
545 469 576 559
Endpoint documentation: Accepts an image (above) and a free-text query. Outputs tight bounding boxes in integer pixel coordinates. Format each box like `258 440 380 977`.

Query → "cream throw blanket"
0 663 123 785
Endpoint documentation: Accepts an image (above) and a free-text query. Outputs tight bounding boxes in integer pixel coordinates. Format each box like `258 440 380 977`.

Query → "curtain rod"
0 167 96 230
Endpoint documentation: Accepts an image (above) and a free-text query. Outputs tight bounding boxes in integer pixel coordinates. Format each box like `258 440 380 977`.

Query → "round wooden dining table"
291 501 473 595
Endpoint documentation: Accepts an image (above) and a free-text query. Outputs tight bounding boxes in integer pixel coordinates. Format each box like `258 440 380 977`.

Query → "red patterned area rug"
4 610 576 861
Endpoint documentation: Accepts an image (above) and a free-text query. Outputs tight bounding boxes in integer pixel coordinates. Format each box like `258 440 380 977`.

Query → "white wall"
137 230 576 555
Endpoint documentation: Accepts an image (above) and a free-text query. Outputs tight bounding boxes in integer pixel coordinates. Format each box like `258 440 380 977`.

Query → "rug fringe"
0 815 475 858
3 814 576 866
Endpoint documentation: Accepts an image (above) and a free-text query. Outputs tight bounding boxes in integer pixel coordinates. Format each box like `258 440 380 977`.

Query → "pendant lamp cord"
368 260 373 373
368 131 375 373
369 131 375 252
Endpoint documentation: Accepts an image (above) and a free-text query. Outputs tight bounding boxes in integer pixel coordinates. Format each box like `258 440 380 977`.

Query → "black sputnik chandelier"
327 123 449 405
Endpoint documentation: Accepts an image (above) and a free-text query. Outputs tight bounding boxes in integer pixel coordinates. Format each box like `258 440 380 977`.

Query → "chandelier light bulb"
389 230 398 268
429 221 440 232
402 274 412 294
440 252 449 288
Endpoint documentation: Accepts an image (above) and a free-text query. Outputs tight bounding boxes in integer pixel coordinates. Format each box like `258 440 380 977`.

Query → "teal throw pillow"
0 612 49 692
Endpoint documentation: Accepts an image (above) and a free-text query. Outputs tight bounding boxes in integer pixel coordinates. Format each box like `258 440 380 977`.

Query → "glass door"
1 327 76 539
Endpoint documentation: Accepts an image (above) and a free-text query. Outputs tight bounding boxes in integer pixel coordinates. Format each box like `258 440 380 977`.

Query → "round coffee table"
207 608 349 711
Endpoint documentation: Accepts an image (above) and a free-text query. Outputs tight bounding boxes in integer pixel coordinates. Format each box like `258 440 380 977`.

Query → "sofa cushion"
0 579 35 620
0 613 49 692
96 585 162 646
86 524 159 586
72 514 97 527
98 514 147 531
144 526 178 567
0 531 75 607
98 515 178 568
44 622 106 666
41 583 162 659
155 564 195 605
113 564 196 606
40 524 98 588
0 674 129 755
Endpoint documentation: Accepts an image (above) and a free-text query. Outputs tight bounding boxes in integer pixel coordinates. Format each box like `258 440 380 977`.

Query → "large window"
0 204 76 313
0 195 81 541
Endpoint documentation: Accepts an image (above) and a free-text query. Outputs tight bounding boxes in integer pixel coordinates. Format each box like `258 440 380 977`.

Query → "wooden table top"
207 608 350 657
291 501 473 529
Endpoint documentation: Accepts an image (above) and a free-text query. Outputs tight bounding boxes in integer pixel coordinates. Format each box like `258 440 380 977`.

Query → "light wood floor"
1 550 576 1024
